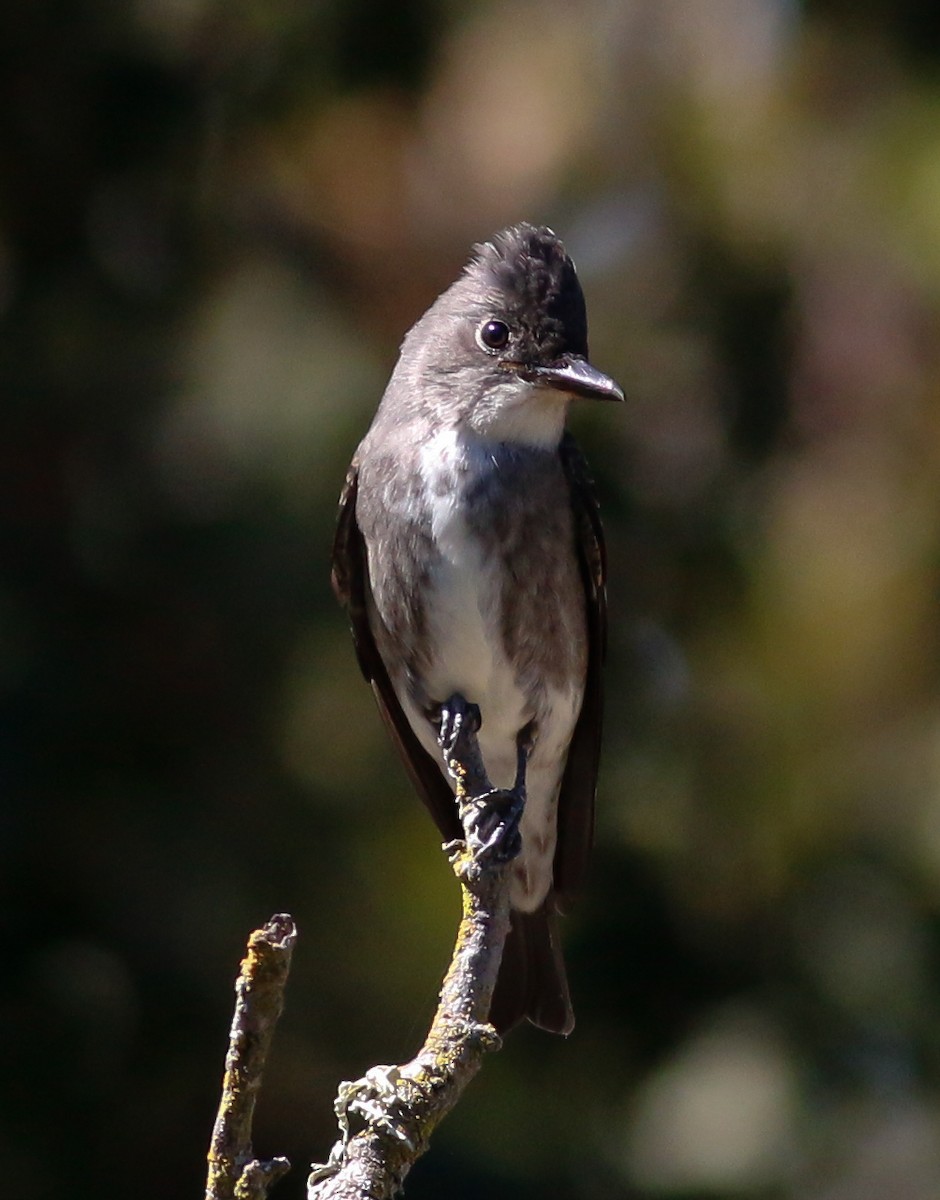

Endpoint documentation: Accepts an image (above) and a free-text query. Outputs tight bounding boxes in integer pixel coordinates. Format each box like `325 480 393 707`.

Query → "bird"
331 223 622 1034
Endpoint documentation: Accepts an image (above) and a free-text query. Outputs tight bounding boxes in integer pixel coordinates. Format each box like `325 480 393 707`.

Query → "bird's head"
400 224 623 447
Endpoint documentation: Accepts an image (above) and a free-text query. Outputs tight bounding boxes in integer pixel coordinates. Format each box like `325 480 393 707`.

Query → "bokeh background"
6 1 940 1196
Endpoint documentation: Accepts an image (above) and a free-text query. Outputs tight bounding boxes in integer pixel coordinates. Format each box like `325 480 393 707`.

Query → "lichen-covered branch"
205 913 296 1200
307 713 514 1200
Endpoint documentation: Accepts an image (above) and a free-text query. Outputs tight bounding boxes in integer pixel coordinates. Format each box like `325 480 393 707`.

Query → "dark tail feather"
488 903 574 1036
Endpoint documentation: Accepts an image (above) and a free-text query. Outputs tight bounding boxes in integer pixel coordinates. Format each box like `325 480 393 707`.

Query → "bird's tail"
488 901 574 1036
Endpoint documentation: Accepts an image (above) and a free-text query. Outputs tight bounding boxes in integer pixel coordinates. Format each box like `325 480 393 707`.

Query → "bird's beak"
516 355 625 402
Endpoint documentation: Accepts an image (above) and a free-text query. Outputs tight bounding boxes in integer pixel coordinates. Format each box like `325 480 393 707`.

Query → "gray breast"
356 437 587 712
462 445 587 697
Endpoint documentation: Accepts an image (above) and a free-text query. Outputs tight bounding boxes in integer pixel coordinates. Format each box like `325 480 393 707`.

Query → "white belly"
391 428 584 911
421 471 529 777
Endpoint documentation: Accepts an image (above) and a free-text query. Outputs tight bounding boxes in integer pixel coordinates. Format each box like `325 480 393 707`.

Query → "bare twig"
206 704 518 1199
205 913 296 1200
307 710 514 1200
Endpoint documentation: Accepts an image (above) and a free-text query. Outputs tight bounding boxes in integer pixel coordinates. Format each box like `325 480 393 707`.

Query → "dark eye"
478 319 510 351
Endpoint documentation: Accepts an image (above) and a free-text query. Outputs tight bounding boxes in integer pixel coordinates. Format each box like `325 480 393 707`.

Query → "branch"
205 913 296 1200
308 708 514 1199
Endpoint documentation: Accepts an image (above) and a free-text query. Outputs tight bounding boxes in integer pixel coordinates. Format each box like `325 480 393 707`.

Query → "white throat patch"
468 377 568 449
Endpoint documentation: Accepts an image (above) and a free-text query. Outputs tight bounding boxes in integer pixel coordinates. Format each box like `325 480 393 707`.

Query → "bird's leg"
513 720 535 794
463 723 534 864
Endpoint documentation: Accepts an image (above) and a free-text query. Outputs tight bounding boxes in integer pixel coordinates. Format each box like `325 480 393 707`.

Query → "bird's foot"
432 693 487 796
432 693 530 865
460 785 525 865
435 694 481 756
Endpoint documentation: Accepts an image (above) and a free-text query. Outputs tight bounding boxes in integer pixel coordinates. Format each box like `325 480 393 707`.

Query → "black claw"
434 693 481 755
463 787 526 865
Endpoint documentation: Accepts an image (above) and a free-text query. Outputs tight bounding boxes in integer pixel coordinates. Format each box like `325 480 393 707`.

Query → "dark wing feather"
331 461 461 842
489 904 574 1035
554 432 607 900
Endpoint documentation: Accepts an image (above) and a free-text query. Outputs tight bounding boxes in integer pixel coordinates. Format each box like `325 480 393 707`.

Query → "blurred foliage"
5 1 940 1197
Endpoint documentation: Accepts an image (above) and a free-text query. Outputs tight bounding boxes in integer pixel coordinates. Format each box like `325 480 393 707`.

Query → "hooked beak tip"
515 356 624 402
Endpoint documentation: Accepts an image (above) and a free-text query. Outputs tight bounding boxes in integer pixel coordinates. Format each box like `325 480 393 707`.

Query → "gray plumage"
332 224 621 1034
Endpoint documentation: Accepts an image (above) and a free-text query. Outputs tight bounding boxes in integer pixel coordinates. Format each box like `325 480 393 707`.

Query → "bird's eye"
478 319 511 351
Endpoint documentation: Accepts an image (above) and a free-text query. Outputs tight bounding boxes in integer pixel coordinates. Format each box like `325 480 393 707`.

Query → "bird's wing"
331 461 461 842
554 432 607 900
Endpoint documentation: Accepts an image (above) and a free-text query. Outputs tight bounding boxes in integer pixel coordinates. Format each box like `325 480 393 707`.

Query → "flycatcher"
332 224 622 1034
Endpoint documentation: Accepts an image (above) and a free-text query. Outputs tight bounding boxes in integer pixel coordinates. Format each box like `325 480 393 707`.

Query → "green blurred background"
6 1 940 1196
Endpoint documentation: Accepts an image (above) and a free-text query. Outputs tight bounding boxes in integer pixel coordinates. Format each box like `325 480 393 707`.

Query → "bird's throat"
466 383 569 449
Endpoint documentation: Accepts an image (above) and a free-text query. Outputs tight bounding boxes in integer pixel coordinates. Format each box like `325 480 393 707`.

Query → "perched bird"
332 224 622 1034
